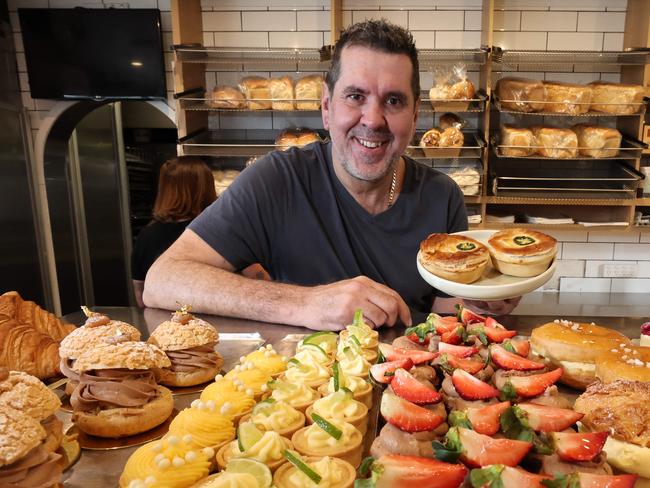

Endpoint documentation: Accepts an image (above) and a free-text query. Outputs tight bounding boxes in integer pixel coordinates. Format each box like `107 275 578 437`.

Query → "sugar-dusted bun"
595 345 650 383
72 385 173 438
157 362 222 388
419 233 490 284
0 406 46 466
148 318 218 351
0 370 61 421
59 320 141 360
487 228 557 277
531 320 631 389
73 341 170 372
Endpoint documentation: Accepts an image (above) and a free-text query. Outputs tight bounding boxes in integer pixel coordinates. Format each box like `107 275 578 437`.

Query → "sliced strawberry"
391 368 442 405
441 325 465 345
380 393 444 433
379 343 438 365
466 401 511 436
483 326 517 343
370 358 414 384
406 332 429 346
551 431 608 462
369 454 467 488
503 338 530 357
452 369 499 400
505 368 563 398
457 305 486 325
456 427 531 467
469 465 550 488
439 342 479 358
543 472 638 488
404 322 435 346
490 345 545 371
514 403 584 432
440 353 484 375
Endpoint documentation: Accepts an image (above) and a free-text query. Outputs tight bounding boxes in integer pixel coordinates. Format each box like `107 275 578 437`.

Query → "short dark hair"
153 156 216 223
325 19 420 103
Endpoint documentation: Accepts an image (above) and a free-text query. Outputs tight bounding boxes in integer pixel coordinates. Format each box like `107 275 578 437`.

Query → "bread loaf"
588 82 646 115
239 76 272 110
572 124 622 158
543 81 591 114
295 75 323 110
531 127 578 158
500 125 535 157
0 291 75 341
495 77 546 112
269 76 295 111
207 86 246 109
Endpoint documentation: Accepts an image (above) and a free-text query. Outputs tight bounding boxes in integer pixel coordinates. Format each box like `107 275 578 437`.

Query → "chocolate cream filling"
165 343 220 373
0 444 62 488
70 369 158 412
59 357 80 383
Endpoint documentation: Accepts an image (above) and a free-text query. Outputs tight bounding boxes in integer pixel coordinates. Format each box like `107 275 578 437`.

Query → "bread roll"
269 76 295 111
207 86 246 109
239 76 272 110
572 124 622 158
543 81 591 114
295 75 323 110
449 79 475 100
589 82 646 115
495 77 546 112
275 129 320 150
297 131 321 146
420 128 441 147
439 127 464 147
531 126 578 158
500 125 535 157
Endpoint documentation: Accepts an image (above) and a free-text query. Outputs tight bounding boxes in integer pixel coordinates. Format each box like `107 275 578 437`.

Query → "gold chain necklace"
387 167 398 208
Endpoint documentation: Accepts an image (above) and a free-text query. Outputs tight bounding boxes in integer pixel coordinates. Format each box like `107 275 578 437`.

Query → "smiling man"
143 20 517 330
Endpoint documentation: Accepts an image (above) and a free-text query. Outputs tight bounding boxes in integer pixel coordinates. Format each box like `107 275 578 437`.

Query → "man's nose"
360 99 387 129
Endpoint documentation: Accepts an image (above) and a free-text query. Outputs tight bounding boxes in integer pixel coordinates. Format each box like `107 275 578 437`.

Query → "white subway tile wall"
8 0 650 293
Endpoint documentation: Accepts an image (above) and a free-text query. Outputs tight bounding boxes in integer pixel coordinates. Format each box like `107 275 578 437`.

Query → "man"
144 20 518 330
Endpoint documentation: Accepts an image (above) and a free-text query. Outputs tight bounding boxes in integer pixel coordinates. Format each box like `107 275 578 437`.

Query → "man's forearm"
143 255 308 326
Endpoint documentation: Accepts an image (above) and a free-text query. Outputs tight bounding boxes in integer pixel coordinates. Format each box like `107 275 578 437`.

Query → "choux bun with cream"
530 319 631 389
148 307 223 387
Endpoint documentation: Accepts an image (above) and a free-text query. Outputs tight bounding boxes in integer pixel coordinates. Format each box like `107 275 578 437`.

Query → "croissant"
0 291 75 341
0 320 61 379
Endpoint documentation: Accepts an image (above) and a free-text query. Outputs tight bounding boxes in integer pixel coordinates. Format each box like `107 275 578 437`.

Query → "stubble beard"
335 141 401 184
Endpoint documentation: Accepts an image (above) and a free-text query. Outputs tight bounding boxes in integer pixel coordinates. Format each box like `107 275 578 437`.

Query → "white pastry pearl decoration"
144 476 156 485
157 458 171 470
154 453 165 463
183 434 193 444
240 356 246 363
167 435 180 446
215 374 223 381
266 344 273 351
172 456 185 467
220 403 232 415
128 480 146 488
264 350 272 357
152 443 163 453
185 451 197 462
261 384 269 392
246 388 254 397
206 400 215 410
203 447 215 458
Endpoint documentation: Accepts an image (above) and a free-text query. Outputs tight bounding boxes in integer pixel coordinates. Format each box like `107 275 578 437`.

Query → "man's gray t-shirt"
190 142 467 323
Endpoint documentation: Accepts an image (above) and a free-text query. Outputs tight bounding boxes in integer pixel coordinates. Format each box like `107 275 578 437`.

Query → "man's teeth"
357 138 383 148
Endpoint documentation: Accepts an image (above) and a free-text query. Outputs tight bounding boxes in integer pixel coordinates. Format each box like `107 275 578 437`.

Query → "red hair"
152 156 216 222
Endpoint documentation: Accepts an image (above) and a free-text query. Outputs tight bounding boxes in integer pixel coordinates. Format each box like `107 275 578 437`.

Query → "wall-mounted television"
19 8 166 100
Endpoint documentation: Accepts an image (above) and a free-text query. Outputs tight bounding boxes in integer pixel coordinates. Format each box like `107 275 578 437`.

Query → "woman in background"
131 156 216 307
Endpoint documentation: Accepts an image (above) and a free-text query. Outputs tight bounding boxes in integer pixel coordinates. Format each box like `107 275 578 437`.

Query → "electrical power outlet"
602 264 637 278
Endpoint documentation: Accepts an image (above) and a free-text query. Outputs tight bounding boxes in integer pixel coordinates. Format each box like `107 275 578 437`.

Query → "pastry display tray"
491 135 646 160
492 94 647 117
179 96 322 112
491 159 644 198
407 131 484 160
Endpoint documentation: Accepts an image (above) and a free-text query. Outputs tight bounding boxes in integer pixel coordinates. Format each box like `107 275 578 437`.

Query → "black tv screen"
19 8 166 100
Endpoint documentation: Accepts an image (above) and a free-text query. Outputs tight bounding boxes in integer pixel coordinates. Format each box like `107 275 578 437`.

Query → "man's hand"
462 297 522 316
302 276 412 331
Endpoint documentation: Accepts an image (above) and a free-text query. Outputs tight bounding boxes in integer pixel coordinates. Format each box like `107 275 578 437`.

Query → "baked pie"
487 228 557 277
418 233 490 284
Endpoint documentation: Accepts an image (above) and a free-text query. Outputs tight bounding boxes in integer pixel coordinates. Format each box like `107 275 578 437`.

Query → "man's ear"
321 82 330 130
